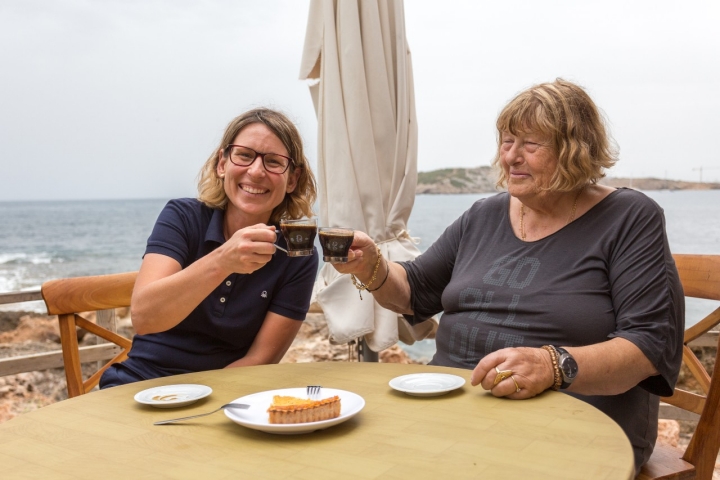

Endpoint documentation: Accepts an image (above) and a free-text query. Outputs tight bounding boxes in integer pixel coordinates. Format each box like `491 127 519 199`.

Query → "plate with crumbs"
224 387 365 434
389 373 466 397
134 384 213 408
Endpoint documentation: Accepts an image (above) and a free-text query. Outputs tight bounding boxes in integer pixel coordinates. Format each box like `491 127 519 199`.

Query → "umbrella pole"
359 338 379 362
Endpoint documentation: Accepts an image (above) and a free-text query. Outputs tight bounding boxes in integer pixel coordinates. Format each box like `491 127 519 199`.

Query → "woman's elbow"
129 305 154 335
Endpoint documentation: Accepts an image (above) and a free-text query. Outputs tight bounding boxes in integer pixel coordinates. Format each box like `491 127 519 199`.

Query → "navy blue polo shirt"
116 198 318 380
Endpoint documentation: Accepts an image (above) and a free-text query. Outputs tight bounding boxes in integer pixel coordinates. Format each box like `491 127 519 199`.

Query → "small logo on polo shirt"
261 291 267 298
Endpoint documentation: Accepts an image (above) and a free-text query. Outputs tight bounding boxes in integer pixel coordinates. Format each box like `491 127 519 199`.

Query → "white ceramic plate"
134 384 213 408
389 373 466 397
224 387 365 434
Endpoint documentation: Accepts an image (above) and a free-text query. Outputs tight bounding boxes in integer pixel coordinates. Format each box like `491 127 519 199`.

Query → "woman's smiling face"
217 123 299 225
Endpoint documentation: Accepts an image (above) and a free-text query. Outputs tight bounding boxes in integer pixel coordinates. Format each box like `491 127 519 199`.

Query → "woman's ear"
285 167 300 194
216 150 227 178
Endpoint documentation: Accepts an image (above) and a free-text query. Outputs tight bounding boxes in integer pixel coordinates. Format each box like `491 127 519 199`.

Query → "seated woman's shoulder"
611 187 665 214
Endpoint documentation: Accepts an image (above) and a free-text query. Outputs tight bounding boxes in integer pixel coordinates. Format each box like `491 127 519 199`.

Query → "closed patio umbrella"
299 0 436 354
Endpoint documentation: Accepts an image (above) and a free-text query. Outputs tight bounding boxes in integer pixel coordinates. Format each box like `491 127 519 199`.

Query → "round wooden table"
0 362 634 479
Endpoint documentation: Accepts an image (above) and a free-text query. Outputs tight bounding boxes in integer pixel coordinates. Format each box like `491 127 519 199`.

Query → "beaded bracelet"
541 345 562 391
367 257 390 292
350 249 382 300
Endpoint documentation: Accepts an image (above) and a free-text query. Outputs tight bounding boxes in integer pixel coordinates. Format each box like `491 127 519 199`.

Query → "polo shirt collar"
205 207 226 245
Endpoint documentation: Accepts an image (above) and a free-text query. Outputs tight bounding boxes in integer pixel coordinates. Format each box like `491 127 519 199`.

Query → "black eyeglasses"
224 145 295 174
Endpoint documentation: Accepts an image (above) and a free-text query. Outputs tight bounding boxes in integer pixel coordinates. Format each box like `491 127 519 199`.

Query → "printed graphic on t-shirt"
449 255 537 363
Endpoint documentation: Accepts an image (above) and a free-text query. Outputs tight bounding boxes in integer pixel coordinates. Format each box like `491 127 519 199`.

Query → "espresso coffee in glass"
279 218 317 257
318 227 354 263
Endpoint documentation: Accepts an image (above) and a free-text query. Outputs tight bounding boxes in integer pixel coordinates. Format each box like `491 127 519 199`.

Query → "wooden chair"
638 254 720 480
41 272 137 398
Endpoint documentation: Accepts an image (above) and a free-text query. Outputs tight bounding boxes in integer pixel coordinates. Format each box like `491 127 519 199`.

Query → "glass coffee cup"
279 218 317 257
318 227 354 263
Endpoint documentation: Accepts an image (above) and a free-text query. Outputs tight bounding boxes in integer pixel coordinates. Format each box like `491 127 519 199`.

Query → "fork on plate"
307 385 322 399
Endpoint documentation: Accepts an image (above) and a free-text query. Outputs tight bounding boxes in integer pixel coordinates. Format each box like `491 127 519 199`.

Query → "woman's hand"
329 230 378 280
328 230 413 314
470 347 555 399
215 224 279 275
470 339 659 398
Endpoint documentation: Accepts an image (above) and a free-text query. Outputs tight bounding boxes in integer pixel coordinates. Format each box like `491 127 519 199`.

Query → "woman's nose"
504 142 522 162
247 155 267 176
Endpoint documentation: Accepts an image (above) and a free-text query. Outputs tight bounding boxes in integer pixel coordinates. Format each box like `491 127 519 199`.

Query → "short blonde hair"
493 79 618 192
197 108 317 223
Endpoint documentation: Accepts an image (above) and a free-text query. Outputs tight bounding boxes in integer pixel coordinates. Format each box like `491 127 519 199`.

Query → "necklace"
519 186 584 241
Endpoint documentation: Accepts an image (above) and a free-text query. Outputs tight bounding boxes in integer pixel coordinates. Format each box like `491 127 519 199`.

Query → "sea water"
1 191 719 360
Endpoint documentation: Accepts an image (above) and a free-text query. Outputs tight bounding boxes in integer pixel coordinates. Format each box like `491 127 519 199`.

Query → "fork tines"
306 385 322 399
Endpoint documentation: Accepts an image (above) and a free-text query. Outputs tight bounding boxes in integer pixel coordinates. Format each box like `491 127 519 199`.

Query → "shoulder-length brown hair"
493 79 618 192
197 108 317 223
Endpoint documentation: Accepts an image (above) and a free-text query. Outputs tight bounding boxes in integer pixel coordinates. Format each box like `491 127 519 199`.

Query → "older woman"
334 80 683 473
100 108 318 387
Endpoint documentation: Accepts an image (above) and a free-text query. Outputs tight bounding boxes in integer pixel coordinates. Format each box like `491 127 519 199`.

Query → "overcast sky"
1 0 718 201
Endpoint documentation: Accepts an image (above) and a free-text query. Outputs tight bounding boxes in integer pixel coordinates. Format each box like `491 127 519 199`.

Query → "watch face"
561 356 578 379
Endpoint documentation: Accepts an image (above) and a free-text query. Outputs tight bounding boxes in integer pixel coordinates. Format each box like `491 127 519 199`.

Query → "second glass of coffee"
318 227 354 263
279 218 317 257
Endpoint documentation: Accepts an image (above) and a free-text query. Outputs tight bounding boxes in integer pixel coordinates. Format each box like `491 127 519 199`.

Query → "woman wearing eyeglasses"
100 108 318 387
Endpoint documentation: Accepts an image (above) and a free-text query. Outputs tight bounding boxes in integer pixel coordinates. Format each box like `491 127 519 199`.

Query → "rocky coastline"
416 166 720 194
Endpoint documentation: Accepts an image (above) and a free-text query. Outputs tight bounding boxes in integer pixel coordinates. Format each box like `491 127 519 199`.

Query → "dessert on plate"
267 395 341 424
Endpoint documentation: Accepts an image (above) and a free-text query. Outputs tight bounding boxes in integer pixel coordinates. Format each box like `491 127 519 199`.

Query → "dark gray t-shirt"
400 189 684 472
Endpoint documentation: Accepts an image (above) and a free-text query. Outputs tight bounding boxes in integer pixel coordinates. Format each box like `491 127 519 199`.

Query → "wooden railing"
0 290 123 377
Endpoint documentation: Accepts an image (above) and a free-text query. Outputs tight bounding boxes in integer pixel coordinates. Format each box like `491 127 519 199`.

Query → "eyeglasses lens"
229 146 289 174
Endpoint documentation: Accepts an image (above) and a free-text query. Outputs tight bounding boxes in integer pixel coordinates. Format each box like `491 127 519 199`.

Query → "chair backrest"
41 272 137 398
639 254 720 479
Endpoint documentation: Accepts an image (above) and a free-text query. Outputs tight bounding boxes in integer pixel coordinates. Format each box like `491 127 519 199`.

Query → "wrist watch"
552 346 578 389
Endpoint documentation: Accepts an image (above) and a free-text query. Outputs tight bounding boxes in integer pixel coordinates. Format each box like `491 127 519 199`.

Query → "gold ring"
511 375 521 393
493 367 513 386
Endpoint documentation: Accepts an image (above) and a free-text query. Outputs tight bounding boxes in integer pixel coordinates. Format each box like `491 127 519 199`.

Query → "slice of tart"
267 395 341 424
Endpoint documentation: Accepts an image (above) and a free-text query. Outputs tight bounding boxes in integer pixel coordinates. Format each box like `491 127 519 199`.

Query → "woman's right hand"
330 230 379 281
215 224 279 275
329 230 413 314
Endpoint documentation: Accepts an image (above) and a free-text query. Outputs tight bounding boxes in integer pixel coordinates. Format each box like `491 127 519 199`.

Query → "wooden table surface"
0 362 634 479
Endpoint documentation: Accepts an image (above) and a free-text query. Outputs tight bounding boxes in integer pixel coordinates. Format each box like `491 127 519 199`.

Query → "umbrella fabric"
300 0 437 351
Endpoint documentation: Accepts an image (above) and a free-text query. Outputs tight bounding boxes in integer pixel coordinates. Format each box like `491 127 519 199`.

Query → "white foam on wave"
0 253 27 264
0 252 52 265
0 269 23 293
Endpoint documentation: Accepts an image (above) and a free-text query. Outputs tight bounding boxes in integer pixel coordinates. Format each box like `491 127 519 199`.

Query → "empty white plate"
134 384 213 408
389 373 466 397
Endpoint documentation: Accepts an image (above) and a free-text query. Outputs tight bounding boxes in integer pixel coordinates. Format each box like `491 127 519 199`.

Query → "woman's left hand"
470 347 555 399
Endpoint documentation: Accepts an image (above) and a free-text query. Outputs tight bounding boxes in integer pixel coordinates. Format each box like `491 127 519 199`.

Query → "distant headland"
416 166 720 194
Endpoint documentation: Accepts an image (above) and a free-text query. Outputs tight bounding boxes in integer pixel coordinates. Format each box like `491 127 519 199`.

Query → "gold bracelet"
367 257 389 292
541 345 562 391
350 248 382 300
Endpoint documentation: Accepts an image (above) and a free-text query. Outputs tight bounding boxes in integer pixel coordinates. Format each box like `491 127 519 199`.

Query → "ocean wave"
0 266 42 295
0 252 53 265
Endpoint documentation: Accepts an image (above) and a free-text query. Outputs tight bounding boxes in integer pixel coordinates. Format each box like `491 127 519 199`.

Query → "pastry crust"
267 395 341 424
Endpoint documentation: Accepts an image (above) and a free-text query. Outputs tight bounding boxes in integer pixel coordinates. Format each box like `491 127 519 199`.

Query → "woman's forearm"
565 337 659 396
225 313 303 367
131 250 230 334
363 258 413 315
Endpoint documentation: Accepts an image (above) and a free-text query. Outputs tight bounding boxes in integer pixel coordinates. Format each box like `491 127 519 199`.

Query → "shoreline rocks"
416 167 720 194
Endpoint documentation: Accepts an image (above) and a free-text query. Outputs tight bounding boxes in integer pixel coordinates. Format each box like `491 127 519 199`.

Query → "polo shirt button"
220 297 226 303
225 280 232 286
